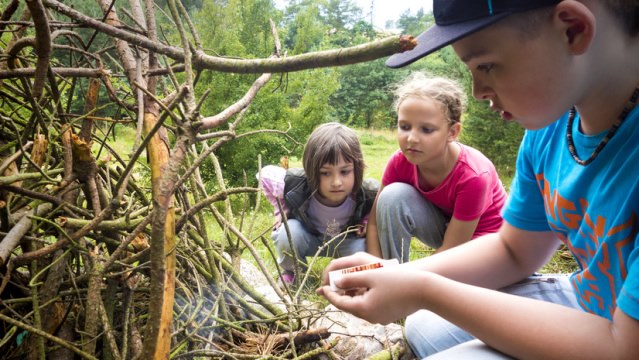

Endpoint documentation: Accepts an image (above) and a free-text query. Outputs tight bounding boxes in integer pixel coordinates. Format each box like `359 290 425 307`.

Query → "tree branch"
43 0 415 74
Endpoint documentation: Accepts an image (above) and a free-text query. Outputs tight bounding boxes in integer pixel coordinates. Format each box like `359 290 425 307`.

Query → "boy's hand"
320 252 382 286
317 266 425 324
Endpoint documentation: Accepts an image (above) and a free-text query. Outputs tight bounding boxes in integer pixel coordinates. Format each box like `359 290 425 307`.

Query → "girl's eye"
341 169 352 176
477 63 494 74
398 124 410 131
320 171 330 177
421 127 434 134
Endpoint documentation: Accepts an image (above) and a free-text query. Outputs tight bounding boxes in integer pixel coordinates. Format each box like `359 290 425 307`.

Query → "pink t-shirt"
381 144 506 238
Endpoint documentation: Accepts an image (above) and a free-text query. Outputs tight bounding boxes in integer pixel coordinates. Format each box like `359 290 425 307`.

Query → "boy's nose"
472 81 494 101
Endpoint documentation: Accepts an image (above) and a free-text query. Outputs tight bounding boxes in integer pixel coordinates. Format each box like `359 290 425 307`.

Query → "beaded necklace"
566 86 639 166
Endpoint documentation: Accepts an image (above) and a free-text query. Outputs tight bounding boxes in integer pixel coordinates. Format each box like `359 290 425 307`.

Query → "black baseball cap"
386 0 561 68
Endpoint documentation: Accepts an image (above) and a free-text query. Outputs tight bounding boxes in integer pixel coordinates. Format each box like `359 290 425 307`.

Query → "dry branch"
23 0 50 98
42 0 415 74
0 203 52 268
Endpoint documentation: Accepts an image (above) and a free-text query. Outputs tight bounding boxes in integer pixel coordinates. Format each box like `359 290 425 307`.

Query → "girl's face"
397 97 457 167
315 156 355 207
452 17 578 130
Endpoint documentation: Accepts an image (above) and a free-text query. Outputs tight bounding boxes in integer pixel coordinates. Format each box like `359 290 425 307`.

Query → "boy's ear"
553 0 596 55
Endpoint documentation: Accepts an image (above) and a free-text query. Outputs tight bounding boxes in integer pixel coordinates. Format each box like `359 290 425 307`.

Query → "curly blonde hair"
392 72 467 125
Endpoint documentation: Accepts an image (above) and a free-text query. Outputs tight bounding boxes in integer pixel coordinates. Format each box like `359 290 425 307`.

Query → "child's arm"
257 165 288 226
320 223 639 358
325 267 639 359
435 217 480 253
364 189 383 257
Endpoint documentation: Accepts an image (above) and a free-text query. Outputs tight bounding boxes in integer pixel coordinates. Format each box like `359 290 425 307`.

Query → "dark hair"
603 0 639 36
302 122 365 194
507 1 639 37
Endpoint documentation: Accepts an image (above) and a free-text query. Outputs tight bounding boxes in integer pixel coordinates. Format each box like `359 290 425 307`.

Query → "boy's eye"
477 63 494 74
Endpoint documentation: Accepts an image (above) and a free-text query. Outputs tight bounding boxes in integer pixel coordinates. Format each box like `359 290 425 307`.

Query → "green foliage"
286 68 340 137
460 101 524 183
396 8 434 36
330 59 404 129
284 0 326 54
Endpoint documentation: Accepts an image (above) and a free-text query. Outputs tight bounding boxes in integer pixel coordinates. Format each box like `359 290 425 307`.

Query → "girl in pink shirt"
366 73 507 262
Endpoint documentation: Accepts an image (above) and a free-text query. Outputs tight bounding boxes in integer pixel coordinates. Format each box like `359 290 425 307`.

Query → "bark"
0 0 20 33
42 0 414 74
95 0 142 88
24 0 50 98
0 203 52 268
0 67 104 79
78 78 101 142
82 250 103 357
140 105 178 360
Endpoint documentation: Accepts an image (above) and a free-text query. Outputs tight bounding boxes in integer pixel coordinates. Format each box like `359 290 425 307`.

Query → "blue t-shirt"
503 108 639 321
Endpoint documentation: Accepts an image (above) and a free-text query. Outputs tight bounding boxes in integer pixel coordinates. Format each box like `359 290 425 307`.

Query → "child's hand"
272 214 282 230
317 266 426 325
320 252 381 286
354 223 367 237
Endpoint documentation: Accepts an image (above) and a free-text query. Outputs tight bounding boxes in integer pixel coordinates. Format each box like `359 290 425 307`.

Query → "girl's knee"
377 183 418 211
272 220 304 248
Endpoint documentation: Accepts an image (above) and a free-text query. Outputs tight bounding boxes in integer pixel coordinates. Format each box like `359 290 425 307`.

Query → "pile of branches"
0 0 412 358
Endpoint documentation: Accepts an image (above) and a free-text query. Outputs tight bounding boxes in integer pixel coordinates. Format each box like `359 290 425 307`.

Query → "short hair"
302 122 365 194
603 0 639 36
507 1 639 38
392 72 467 125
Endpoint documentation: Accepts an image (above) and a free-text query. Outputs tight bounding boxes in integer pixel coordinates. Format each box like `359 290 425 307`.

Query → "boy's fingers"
321 253 384 285
319 285 359 309
336 271 370 290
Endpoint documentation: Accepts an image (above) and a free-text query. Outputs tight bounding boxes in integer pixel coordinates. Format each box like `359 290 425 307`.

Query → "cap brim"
386 13 510 68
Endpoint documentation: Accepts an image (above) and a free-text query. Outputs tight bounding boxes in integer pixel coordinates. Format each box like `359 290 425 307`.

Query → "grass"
356 128 398 180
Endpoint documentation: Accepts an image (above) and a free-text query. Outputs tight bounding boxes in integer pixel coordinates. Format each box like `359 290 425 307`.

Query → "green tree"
396 8 433 37
189 0 343 186
330 59 404 128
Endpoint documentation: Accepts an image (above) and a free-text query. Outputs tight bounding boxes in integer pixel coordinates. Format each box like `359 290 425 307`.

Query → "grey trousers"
407 275 581 359
376 182 447 262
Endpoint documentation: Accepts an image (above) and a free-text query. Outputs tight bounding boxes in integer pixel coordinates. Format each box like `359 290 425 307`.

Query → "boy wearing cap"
318 0 639 358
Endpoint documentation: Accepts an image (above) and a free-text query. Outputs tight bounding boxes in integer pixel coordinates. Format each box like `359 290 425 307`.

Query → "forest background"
0 0 572 359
